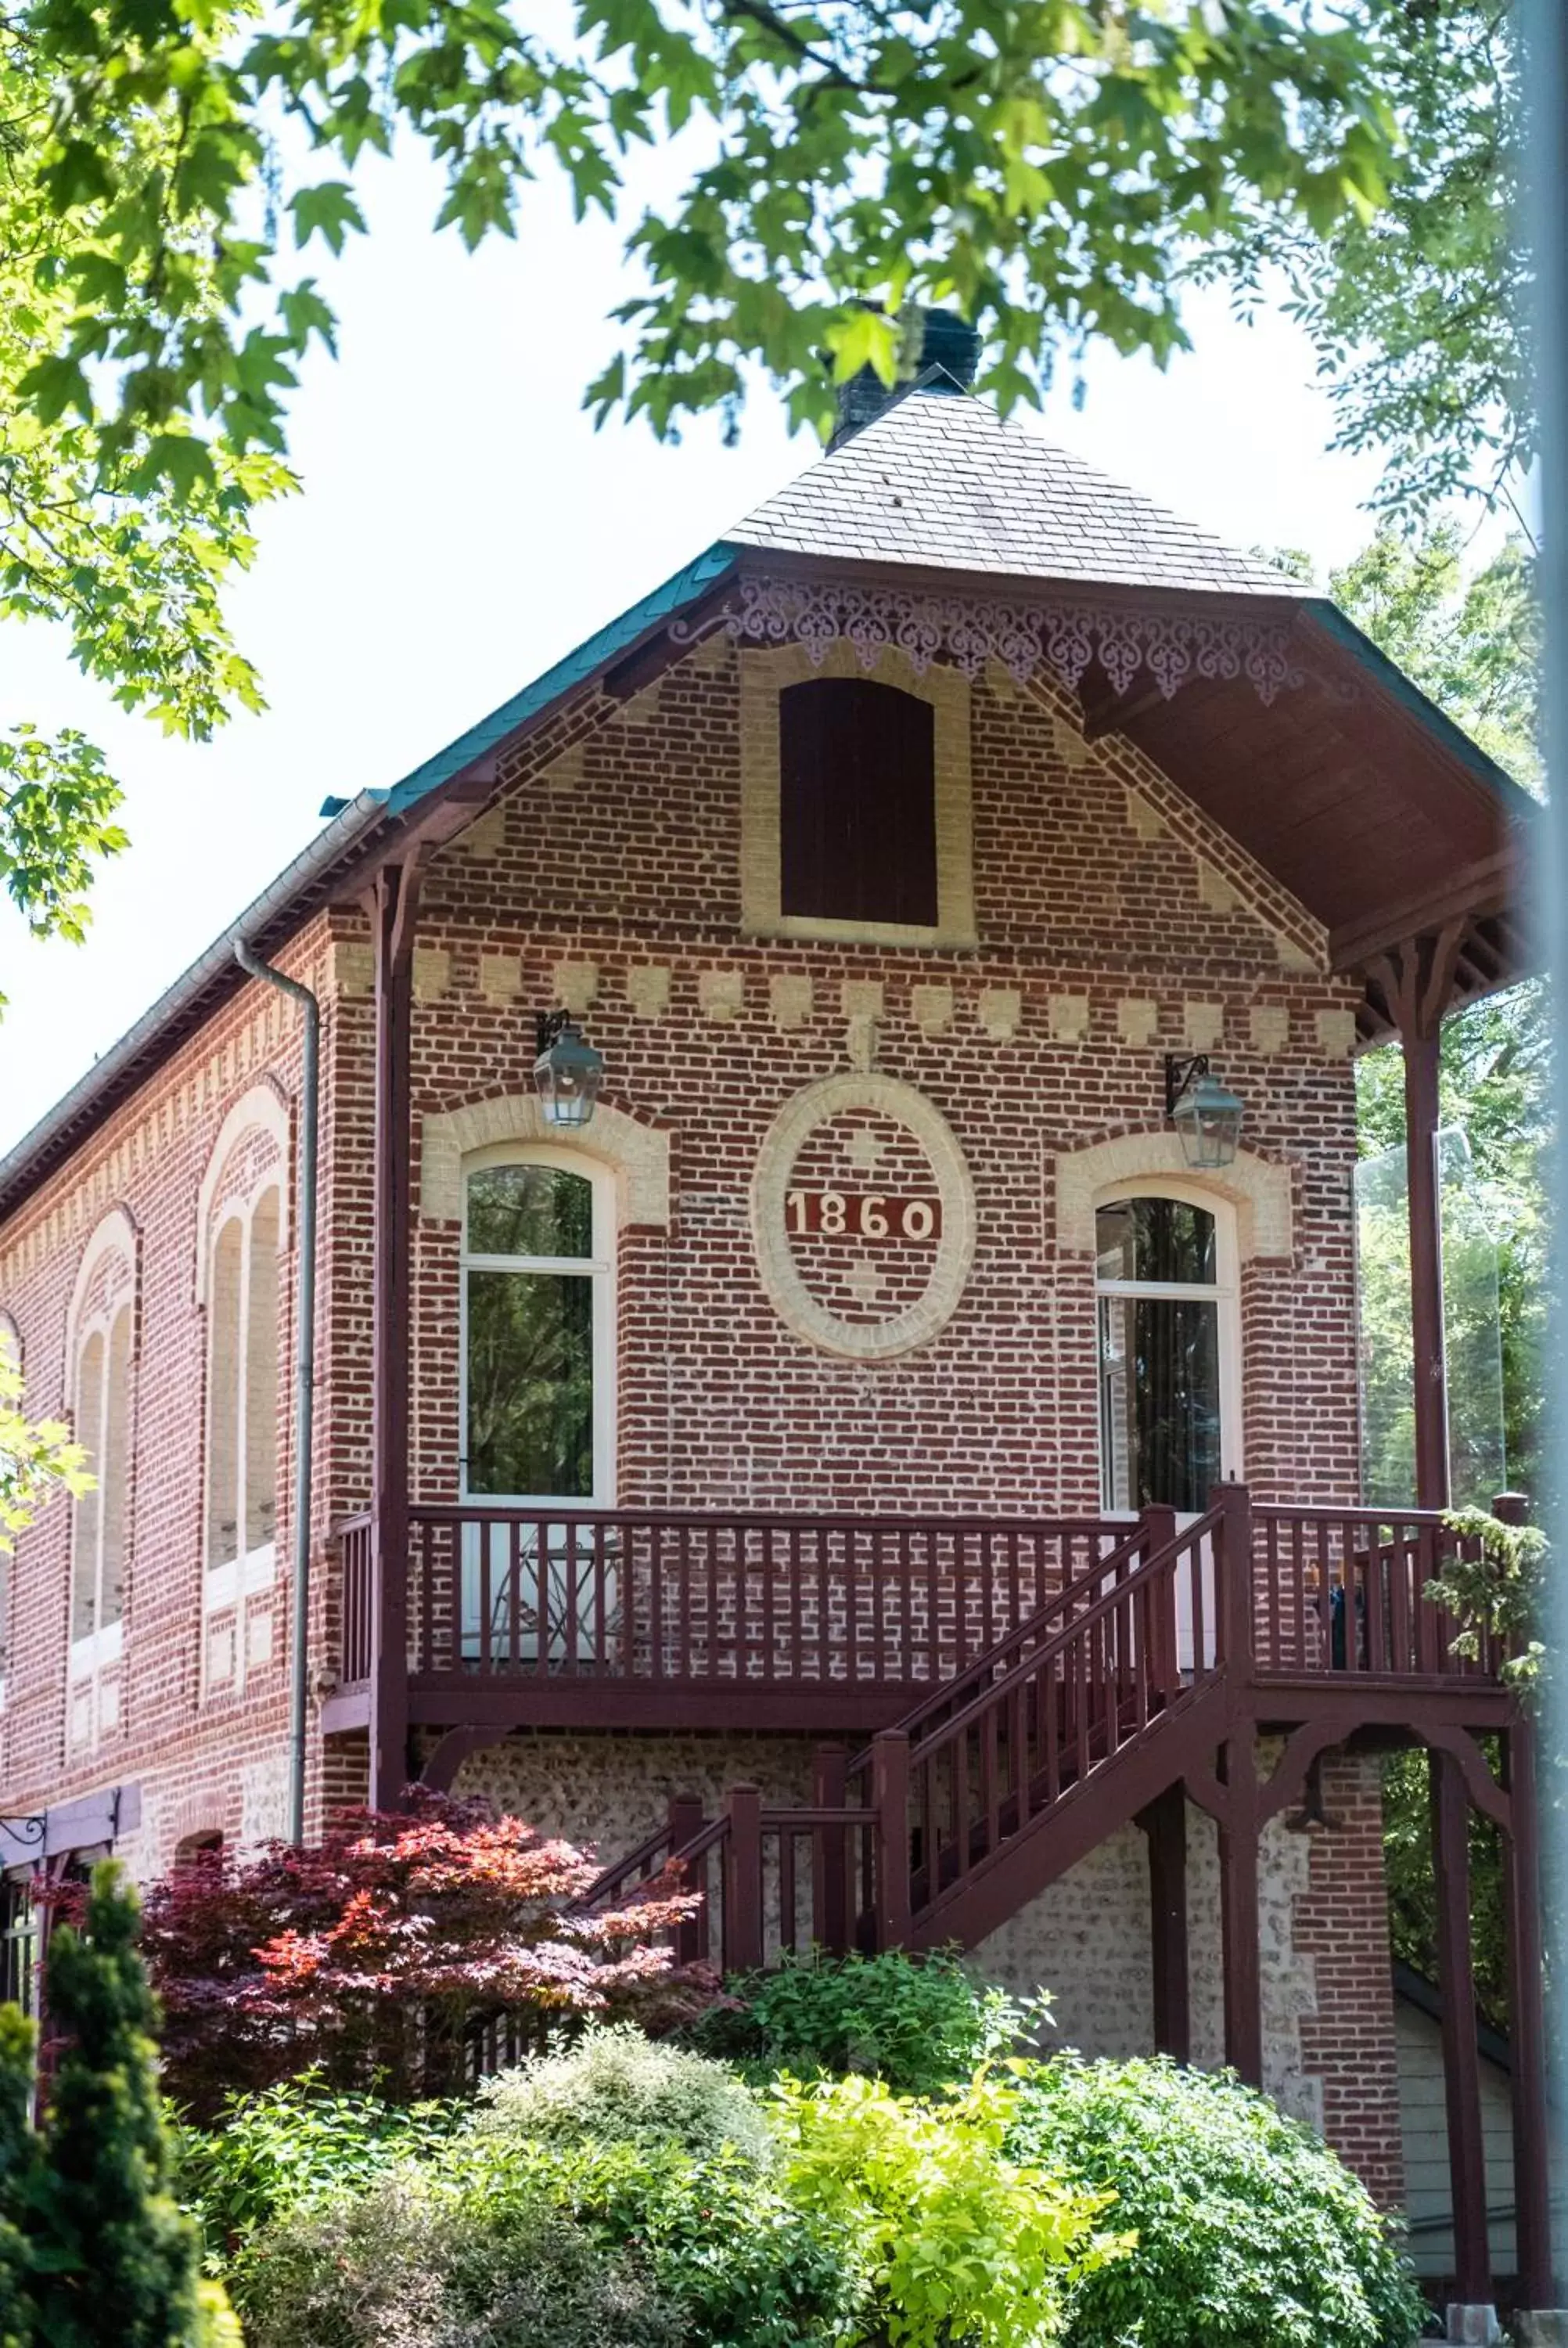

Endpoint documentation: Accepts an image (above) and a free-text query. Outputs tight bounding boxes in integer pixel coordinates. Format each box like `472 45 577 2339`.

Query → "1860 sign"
751 1076 977 1361
785 1190 943 1242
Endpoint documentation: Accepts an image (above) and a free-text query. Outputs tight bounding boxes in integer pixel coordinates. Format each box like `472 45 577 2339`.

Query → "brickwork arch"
195 1080 291 1306
63 1205 138 1374
419 1096 670 1230
1053 1132 1293 1262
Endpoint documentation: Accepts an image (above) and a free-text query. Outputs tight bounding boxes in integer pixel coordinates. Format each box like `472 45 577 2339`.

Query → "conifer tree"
0 2004 35 2348
27 1864 203 2348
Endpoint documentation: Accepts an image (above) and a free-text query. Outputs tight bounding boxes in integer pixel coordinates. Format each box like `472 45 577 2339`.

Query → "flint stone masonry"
454 1732 817 1851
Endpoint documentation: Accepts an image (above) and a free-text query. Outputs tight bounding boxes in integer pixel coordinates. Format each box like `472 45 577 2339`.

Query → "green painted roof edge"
1304 599 1536 819
383 546 737 817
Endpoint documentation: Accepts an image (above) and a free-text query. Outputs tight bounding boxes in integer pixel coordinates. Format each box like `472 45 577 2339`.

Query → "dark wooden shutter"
779 679 938 924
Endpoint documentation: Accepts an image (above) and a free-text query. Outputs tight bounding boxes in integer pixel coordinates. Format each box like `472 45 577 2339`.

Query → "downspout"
233 939 320 1847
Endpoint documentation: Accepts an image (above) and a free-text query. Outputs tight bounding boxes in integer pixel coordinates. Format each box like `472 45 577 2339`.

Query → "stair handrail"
574 1812 729 1915
906 1501 1224 1770
836 1511 1163 1787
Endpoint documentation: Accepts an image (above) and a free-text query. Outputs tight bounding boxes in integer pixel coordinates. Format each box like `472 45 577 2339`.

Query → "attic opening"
779 676 938 928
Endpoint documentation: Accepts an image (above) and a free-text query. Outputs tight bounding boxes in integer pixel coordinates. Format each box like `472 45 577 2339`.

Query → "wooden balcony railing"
1252 1505 1499 1680
336 1504 1127 1694
333 1493 1512 1705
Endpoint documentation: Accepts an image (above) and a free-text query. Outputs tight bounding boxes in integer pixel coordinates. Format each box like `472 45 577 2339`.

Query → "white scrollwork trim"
750 1076 976 1360
703 575 1311 708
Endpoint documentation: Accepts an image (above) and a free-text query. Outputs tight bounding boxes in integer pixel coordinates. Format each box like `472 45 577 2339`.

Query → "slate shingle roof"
725 384 1311 599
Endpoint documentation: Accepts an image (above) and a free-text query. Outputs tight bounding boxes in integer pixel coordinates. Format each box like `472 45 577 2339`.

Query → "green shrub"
232 2170 680 2348
510 2134 851 2348
474 2023 773 2166
1009 2058 1425 2348
774 2065 1126 2348
230 2103 851 2348
689 1947 1048 2096
178 2074 464 2250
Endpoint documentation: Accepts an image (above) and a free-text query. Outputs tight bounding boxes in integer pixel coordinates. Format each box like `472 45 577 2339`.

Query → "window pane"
207 1221 243 1569
71 1331 105 1640
466 1269 594 1496
99 1305 131 1630
246 1194 280 1555
467 1165 592 1260
1095 1196 1217 1285
1099 1294 1221 1513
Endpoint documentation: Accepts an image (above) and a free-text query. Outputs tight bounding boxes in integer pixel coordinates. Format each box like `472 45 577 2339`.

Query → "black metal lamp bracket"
1165 1053 1210 1115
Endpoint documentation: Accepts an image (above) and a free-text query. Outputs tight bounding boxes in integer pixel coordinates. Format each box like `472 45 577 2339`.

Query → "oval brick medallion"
749 1075 977 1359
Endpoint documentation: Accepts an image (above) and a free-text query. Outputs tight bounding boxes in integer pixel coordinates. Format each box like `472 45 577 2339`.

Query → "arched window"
1095 1186 1242 1515
64 1212 136 1752
779 677 937 927
460 1149 615 1503
204 1187 280 1577
199 1090 289 1701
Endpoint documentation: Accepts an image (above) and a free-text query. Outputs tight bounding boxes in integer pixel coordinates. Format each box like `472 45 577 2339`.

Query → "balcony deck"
324 1495 1510 1741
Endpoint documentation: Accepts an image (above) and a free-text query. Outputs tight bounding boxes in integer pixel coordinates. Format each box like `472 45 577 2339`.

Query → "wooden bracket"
1418 1723 1511 1832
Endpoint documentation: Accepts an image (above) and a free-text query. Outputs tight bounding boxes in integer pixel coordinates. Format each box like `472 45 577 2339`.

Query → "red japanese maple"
138 1792 707 2112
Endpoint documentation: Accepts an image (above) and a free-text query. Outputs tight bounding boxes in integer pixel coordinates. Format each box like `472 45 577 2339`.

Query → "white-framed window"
63 1211 137 1752
1095 1180 1243 1517
459 1147 617 1666
196 1085 290 1697
460 1146 616 1506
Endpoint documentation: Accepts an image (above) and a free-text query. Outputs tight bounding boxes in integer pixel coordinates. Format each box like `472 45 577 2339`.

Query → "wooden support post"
1138 1503 1178 1695
1503 1715 1555 2311
724 1784 764 1977
369 862 418 1813
667 1795 707 1967
1404 1021 1451 1511
1214 1481 1255 1680
1140 1781 1190 2062
1219 1716 1262 2086
812 1746 849 1955
872 1731 911 1950
1431 1750 1492 2310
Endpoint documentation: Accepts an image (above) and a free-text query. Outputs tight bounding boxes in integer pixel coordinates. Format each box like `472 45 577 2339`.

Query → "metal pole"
233 939 320 1847
1519 4 1567 2317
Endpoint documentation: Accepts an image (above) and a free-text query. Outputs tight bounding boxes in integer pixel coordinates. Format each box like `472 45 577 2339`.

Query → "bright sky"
0 147 1398 1156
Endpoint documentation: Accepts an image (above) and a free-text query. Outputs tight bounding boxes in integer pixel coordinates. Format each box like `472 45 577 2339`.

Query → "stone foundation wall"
459 1727 1402 2210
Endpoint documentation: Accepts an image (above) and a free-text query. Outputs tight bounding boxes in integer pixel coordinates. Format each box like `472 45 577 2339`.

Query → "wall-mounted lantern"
1164 1054 1244 1169
534 1013 604 1129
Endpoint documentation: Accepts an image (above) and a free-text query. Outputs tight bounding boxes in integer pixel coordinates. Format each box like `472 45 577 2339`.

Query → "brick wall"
0 611 1394 2191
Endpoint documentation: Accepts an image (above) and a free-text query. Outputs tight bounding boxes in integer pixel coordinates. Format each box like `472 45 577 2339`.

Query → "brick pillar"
1291 1750 1406 2209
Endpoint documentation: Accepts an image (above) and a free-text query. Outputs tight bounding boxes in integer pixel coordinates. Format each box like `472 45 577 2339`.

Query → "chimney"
828 307 982 451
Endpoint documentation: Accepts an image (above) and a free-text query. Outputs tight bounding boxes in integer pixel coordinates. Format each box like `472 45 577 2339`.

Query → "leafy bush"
475 2024 773 2165
1009 2058 1425 2348
140 1790 709 2112
689 1947 1048 2097
231 2170 680 2348
773 2065 1126 2348
228 2083 850 2348
509 2134 851 2348
178 2074 465 2250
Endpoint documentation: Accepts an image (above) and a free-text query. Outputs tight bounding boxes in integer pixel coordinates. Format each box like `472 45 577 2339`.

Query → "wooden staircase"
581 1503 1238 1968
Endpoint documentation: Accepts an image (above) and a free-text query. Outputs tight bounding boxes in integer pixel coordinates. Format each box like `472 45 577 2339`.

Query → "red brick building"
0 335 1547 2318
